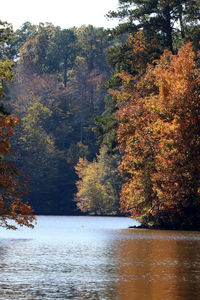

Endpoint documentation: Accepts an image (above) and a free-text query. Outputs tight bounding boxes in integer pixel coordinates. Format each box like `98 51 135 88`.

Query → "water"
0 216 200 299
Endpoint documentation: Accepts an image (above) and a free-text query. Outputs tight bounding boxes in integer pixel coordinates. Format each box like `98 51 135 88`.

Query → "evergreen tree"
107 0 200 52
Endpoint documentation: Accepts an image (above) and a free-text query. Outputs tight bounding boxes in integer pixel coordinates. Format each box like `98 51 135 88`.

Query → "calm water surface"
0 216 200 299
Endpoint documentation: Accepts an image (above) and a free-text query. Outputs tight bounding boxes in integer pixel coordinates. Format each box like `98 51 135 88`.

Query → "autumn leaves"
117 41 200 228
0 115 36 229
0 22 36 229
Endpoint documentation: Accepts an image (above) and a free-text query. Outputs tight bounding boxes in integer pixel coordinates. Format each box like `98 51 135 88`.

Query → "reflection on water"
0 216 199 299
114 230 200 300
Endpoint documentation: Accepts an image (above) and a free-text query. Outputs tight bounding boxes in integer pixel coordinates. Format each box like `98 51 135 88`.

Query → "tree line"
0 21 115 223
1 0 200 229
77 0 200 229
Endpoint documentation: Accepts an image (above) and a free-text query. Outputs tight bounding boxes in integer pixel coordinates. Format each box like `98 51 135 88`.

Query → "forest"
1 0 200 229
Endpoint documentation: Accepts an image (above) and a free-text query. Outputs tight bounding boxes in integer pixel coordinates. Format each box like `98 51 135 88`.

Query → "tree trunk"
64 57 67 87
164 4 173 53
178 4 185 39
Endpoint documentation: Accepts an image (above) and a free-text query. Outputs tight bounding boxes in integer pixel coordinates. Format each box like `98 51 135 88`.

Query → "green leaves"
107 0 200 53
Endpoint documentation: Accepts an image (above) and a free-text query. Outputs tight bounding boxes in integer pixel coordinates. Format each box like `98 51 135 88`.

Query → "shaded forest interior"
2 23 112 215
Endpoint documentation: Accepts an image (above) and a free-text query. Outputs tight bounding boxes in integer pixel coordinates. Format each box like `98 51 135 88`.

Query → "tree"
17 24 77 84
74 145 121 215
9 72 77 214
0 20 13 59
107 0 200 53
6 22 37 60
75 25 108 73
149 43 200 228
15 102 66 214
116 42 200 229
47 28 77 87
19 37 46 75
7 23 111 215
115 66 156 223
0 115 35 229
94 30 159 155
7 22 57 62
0 20 35 229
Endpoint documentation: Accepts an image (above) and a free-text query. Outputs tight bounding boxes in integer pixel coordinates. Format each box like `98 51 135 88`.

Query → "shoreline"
128 225 200 231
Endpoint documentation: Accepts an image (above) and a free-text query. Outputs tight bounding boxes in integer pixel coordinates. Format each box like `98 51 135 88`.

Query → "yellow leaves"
127 31 147 55
75 146 120 215
75 157 102 212
152 43 196 110
0 58 14 98
173 42 195 76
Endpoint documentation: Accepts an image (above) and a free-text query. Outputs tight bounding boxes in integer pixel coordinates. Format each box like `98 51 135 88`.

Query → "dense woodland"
0 22 112 218
1 0 200 229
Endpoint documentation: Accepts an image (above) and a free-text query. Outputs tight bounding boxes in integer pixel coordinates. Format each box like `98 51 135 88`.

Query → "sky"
1 0 119 30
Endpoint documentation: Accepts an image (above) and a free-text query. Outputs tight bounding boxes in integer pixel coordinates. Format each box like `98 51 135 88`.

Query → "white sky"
1 0 119 30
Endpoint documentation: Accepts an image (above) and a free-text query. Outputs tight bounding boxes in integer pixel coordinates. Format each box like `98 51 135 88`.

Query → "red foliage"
0 115 36 229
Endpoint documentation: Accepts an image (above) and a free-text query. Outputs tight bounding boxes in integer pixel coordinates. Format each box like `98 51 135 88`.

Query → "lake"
0 216 200 299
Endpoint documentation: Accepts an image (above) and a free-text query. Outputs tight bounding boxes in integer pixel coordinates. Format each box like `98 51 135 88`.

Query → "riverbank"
128 224 200 231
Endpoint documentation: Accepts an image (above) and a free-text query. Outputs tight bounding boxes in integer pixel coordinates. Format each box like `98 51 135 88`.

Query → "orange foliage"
116 42 200 228
126 30 158 77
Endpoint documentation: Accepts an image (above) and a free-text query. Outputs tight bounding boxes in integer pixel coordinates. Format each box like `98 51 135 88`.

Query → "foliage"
116 42 200 229
0 115 35 229
94 30 159 156
75 146 121 215
9 72 77 214
6 24 111 215
0 20 35 229
0 20 13 58
107 0 200 53
46 28 77 86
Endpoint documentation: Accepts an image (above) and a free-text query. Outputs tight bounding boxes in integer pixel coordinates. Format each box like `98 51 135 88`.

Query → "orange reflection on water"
114 229 200 300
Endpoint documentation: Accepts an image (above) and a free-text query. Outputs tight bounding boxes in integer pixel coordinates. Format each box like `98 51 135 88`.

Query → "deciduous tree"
75 146 121 215
0 115 35 229
116 42 200 229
